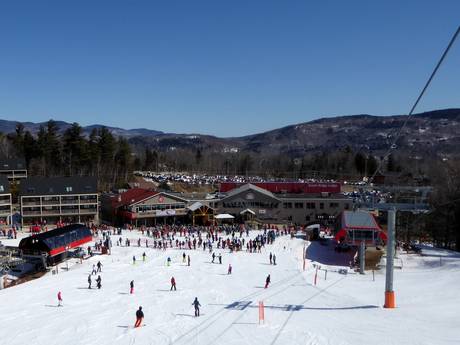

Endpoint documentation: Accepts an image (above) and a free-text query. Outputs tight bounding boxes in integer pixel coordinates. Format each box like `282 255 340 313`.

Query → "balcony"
61 208 79 214
42 210 61 216
80 208 97 214
22 200 41 206
61 199 79 205
41 200 60 206
80 198 98 204
22 210 42 216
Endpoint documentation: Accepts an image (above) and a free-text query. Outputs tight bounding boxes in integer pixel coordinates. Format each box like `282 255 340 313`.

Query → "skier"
130 280 134 294
88 274 92 289
167 257 171 266
218 253 222 264
269 252 273 265
134 306 144 328
227 264 232 275
133 256 136 265
57 291 63 306
212 252 216 263
142 252 146 262
96 275 102 289
264 274 271 289
91 264 97 275
187 255 191 266
273 254 276 265
192 297 201 317
182 252 186 263
170 277 176 291
96 261 102 273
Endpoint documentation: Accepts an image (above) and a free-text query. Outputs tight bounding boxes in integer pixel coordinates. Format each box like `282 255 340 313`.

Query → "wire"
368 25 460 184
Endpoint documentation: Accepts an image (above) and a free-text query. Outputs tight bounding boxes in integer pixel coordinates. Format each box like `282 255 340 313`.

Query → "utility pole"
359 241 365 274
384 208 396 308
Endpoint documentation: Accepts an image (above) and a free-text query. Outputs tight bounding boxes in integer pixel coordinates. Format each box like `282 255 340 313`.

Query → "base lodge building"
101 182 352 226
20 176 98 226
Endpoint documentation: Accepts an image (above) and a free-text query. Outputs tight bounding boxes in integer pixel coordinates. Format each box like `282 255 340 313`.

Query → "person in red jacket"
170 277 176 291
57 291 63 306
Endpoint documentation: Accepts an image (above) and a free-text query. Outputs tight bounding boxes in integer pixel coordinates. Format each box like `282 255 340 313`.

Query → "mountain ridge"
1 108 459 157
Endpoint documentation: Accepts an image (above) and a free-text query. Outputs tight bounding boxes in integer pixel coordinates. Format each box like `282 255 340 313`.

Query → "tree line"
0 120 418 186
1 120 132 190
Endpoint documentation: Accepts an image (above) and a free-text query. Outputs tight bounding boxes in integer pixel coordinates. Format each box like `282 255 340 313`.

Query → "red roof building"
334 210 387 246
102 189 190 226
219 182 341 194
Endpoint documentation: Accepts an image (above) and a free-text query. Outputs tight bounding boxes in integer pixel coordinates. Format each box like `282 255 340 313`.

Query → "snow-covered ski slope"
1 232 459 345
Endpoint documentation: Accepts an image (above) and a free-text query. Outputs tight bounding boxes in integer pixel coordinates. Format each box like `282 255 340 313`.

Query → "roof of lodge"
0 157 26 171
341 210 381 230
277 193 351 200
225 183 279 200
20 176 97 196
112 188 158 208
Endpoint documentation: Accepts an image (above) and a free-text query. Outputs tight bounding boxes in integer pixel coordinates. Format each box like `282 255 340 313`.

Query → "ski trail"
268 275 347 345
171 271 301 345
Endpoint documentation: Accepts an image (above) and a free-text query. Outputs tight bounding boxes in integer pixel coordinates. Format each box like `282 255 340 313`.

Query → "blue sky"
0 1 459 137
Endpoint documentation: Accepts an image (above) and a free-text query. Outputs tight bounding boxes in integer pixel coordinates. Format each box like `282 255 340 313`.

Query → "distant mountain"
1 108 460 157
0 119 163 138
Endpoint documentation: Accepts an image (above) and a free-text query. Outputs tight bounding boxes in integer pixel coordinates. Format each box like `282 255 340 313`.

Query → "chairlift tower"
384 208 396 308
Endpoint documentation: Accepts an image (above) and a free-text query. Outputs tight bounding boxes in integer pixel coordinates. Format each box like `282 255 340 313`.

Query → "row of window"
26 186 94 194
222 202 279 209
133 203 186 213
283 201 345 209
22 195 97 203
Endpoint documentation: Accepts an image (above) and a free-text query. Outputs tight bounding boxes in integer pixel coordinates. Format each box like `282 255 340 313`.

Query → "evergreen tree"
114 137 132 183
354 152 366 175
62 123 87 175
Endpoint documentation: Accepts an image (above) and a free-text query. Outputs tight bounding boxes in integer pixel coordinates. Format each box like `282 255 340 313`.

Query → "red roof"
113 188 158 208
219 182 341 194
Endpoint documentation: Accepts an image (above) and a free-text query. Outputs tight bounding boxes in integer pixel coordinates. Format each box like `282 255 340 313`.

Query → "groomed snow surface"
1 231 460 345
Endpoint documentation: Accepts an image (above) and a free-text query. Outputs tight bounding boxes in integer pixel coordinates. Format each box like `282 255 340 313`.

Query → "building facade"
0 158 27 181
0 176 12 225
215 184 352 225
20 176 98 226
102 189 195 226
101 183 353 227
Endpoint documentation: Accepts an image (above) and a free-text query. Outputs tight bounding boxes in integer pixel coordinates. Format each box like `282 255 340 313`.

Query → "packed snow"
1 231 460 345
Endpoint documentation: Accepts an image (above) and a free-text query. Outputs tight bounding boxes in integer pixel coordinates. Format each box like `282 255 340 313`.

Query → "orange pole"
384 291 396 308
258 301 265 324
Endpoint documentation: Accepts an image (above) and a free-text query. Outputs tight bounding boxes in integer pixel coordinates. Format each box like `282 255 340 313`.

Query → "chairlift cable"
368 25 460 184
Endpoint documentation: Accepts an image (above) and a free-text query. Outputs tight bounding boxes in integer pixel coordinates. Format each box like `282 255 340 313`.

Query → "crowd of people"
91 224 281 257
56 224 286 328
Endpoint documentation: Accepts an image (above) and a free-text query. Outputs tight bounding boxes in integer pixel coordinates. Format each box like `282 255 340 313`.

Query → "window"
329 202 339 208
27 187 35 193
65 186 73 192
319 203 324 210
283 202 292 209
345 203 350 210
306 202 315 209
294 202 303 209
305 215 311 222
